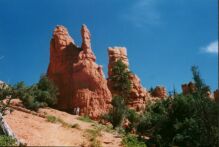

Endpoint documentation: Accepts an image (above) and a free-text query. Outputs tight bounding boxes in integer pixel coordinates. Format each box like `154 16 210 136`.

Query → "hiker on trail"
76 107 80 115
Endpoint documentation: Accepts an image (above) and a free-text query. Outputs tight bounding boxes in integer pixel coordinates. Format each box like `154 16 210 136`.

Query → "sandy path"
4 107 122 146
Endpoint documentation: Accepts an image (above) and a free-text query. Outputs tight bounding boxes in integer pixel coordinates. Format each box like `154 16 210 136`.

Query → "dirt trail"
4 107 122 146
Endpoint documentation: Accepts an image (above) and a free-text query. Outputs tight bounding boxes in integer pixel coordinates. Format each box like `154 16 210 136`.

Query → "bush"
0 74 58 111
36 75 58 106
135 66 219 147
110 96 127 128
137 93 219 146
85 128 102 147
104 101 139 131
103 96 127 129
78 116 93 123
122 134 146 147
46 115 57 123
125 109 139 132
0 135 16 146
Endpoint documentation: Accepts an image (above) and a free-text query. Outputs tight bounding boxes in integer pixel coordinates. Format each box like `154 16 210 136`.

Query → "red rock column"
47 24 112 119
214 89 219 103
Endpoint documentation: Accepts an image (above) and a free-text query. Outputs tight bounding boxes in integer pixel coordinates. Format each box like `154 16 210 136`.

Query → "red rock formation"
181 82 196 95
47 25 112 119
151 86 167 99
182 82 216 101
108 47 129 77
107 47 150 111
214 89 219 103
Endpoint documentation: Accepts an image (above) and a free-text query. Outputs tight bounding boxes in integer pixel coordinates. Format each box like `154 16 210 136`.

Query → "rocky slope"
5 99 121 146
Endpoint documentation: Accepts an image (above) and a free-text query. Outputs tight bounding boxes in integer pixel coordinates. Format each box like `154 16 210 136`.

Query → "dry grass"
46 115 80 129
85 127 102 147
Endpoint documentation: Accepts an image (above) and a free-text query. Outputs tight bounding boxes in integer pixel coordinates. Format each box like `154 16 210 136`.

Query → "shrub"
0 135 16 146
104 101 139 130
46 115 57 123
36 74 58 106
125 109 139 132
135 66 219 147
100 113 113 123
110 96 127 128
78 116 93 123
122 134 146 147
1 74 59 111
85 128 102 147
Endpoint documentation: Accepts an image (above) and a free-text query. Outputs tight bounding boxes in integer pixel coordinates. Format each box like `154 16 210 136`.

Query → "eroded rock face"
108 47 129 77
214 89 219 103
47 25 112 119
107 47 150 111
181 82 216 101
151 86 167 99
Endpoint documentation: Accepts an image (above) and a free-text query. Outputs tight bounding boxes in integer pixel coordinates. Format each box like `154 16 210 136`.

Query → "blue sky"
0 0 218 92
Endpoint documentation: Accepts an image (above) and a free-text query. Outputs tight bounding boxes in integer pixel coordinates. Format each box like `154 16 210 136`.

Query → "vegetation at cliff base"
122 134 146 147
136 66 219 146
78 115 93 123
104 65 219 147
110 96 127 128
0 74 58 111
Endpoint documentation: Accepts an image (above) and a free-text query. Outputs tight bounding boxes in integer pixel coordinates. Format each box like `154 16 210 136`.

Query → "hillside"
4 99 122 146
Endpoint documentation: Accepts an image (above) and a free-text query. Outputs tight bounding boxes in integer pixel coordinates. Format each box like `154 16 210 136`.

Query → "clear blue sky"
0 0 218 92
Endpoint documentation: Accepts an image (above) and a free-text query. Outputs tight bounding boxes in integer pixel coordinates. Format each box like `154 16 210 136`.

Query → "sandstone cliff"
47 25 112 119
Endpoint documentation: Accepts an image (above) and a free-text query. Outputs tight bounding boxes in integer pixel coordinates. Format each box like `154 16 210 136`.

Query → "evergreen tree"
111 96 126 128
108 59 132 128
135 66 219 146
109 59 131 99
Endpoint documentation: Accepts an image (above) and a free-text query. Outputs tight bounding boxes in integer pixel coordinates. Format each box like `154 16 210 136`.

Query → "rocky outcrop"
181 82 218 101
47 25 112 119
214 89 219 103
151 86 167 99
108 47 129 77
181 82 196 95
107 47 150 111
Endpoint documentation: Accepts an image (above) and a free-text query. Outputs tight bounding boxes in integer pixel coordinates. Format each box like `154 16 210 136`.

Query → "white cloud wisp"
201 41 218 54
